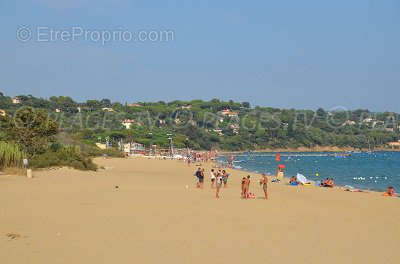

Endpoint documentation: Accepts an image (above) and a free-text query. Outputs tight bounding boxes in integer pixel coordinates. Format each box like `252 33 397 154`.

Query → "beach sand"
1 157 399 264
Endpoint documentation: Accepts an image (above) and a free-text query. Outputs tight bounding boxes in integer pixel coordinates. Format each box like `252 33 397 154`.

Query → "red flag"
275 153 281 162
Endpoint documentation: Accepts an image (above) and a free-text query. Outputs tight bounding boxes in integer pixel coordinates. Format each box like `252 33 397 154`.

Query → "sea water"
216 152 400 192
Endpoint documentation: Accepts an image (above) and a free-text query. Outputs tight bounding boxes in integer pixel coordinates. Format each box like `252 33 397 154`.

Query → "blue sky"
1 0 400 112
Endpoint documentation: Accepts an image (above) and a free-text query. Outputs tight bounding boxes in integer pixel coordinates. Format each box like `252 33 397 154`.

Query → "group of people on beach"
241 174 269 200
196 168 229 198
192 155 397 199
194 167 269 200
321 178 335 188
195 168 230 190
186 151 217 166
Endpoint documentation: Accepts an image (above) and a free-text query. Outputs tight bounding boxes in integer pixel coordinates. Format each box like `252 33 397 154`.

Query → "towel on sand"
296 173 310 185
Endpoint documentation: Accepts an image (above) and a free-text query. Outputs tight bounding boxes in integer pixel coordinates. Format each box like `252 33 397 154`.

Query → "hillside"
1 92 399 151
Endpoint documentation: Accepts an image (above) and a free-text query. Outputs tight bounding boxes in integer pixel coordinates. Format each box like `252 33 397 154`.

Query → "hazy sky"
1 0 399 112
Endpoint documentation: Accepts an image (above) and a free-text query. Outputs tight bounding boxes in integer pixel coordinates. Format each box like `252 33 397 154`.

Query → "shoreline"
213 160 383 195
213 153 397 194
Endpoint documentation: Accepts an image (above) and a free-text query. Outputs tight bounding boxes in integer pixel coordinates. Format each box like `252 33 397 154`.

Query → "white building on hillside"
102 107 114 112
220 109 238 117
122 119 137 129
12 97 21 104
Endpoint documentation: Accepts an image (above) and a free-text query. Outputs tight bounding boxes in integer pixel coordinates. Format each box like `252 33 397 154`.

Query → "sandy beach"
1 157 399 264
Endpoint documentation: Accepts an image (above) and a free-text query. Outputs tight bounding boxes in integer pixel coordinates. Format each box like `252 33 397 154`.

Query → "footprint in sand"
5 233 26 241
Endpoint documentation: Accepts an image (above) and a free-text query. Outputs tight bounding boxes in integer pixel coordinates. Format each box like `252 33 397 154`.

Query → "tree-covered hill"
1 92 399 151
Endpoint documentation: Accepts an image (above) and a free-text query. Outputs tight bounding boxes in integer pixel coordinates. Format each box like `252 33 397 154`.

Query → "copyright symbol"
16 26 32 42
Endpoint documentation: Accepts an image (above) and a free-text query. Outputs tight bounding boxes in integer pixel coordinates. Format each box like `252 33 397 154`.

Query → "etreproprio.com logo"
16 26 175 45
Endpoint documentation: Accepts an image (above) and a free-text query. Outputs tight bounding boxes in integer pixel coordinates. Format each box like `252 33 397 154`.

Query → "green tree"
3 107 58 156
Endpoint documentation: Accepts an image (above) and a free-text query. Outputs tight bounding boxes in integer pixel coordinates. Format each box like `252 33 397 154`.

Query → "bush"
30 145 97 171
97 148 125 158
0 141 26 169
84 145 125 158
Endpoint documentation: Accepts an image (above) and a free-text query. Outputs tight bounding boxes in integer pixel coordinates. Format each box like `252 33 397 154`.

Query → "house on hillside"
387 140 400 149
12 97 21 104
343 120 356 126
102 107 115 112
121 119 137 129
220 109 238 117
372 120 384 128
128 103 142 107
230 124 240 134
158 119 166 126
0 109 6 116
55 108 62 113
362 118 374 123
181 105 192 110
213 129 224 136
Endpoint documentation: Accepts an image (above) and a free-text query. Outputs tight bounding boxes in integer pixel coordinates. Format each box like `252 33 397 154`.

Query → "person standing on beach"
222 170 229 188
216 171 223 198
243 175 251 199
241 177 246 198
259 174 268 200
199 168 205 189
210 169 216 188
195 168 202 188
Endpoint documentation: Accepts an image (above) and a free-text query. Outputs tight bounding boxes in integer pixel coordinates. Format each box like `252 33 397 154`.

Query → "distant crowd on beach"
186 151 217 166
187 152 398 199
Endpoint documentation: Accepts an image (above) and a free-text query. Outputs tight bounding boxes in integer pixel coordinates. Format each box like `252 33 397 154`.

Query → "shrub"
30 145 97 171
0 141 26 169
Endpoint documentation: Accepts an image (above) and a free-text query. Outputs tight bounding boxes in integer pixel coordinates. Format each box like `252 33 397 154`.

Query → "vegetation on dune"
0 141 26 169
1 107 58 156
0 106 105 171
29 144 97 171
